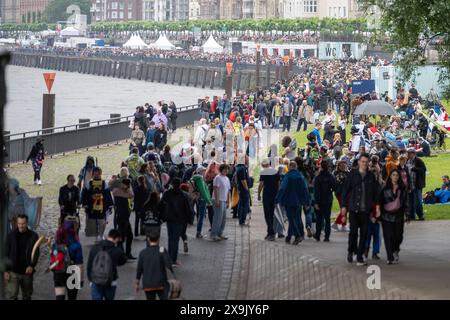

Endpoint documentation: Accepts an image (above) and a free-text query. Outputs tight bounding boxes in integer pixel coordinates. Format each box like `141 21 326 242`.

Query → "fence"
4 103 200 164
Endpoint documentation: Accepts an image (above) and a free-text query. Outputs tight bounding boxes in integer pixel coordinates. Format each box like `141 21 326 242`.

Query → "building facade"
2 0 49 23
220 0 242 20
279 0 362 19
199 0 219 20
92 0 142 22
254 0 279 19
173 0 189 21
188 0 200 20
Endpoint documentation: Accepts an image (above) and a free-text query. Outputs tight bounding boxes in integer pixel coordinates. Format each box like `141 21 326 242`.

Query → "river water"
4 65 223 134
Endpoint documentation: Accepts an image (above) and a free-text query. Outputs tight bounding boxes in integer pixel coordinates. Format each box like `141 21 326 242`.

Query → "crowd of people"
4 53 449 301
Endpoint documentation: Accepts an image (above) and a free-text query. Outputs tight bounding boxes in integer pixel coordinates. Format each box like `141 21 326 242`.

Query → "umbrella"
353 100 397 116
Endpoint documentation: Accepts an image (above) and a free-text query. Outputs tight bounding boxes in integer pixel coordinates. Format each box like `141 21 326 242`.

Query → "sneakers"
266 235 276 241
219 235 228 240
347 253 353 264
37 180 42 185
212 236 221 242
292 237 303 245
331 223 339 232
418 217 425 221
183 241 188 253
306 227 313 238
127 254 137 260
372 254 380 260
323 238 330 242
387 260 394 265
342 226 350 232
33 179 38 185
356 259 367 266
393 251 400 262
277 234 285 239
285 237 291 244
196 233 203 239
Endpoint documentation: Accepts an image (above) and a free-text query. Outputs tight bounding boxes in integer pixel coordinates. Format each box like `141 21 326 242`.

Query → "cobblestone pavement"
239 202 450 299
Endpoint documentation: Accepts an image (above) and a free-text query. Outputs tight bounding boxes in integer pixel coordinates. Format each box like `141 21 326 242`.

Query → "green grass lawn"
273 121 450 220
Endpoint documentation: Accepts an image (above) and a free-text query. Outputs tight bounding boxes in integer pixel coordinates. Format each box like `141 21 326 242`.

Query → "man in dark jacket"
58 174 80 223
341 153 380 266
112 178 135 259
159 178 194 265
407 148 427 220
87 229 128 300
135 230 173 300
4 214 40 300
314 161 336 242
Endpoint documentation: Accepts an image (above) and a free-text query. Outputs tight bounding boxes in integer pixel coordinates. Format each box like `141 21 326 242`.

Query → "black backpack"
91 246 114 286
423 191 437 204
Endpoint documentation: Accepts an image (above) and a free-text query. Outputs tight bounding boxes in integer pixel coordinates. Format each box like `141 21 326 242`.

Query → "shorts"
53 272 69 287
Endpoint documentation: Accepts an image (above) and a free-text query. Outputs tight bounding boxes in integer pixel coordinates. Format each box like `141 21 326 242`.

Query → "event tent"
123 33 149 49
60 26 80 37
151 34 176 50
201 35 223 53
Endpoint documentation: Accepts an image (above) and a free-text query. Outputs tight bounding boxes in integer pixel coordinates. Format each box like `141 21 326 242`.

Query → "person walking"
168 101 178 133
112 178 136 260
235 155 251 226
154 123 168 153
4 214 40 300
331 160 349 232
258 158 280 241
87 229 128 300
313 161 336 242
275 161 310 245
58 174 80 225
191 166 212 238
281 97 293 132
26 138 44 185
296 100 308 132
133 175 150 237
130 123 145 156
406 148 426 221
341 153 381 266
51 221 84 300
135 231 174 300
211 164 231 241
380 169 409 264
159 178 194 266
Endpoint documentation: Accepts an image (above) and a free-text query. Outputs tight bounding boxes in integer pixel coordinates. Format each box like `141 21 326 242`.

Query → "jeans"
348 211 370 261
409 189 424 220
296 117 308 132
145 290 167 300
274 116 280 129
91 283 116 300
181 223 188 242
365 221 381 255
285 206 304 239
167 222 184 263
282 115 291 132
260 114 265 128
220 112 227 126
211 201 227 237
196 199 207 234
382 218 404 261
304 205 313 229
262 196 276 236
201 111 209 121
315 204 332 240
134 211 144 237
5 272 33 300
238 191 250 225
274 205 285 235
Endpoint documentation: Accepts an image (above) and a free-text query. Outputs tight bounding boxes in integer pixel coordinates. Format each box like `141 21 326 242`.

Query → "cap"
196 165 207 173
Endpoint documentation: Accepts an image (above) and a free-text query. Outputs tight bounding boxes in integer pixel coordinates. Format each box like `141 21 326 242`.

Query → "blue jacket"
219 99 231 115
276 170 310 207
146 128 157 146
312 128 322 146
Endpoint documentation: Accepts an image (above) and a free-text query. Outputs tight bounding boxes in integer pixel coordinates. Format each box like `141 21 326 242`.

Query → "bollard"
78 118 90 129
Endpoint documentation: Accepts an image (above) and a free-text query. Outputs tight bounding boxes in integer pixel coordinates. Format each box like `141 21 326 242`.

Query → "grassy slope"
273 120 450 220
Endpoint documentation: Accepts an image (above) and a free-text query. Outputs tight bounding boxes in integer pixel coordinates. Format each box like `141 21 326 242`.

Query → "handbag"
231 187 239 208
160 247 182 299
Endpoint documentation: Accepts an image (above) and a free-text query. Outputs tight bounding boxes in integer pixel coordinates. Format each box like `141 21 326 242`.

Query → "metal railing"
4 103 200 164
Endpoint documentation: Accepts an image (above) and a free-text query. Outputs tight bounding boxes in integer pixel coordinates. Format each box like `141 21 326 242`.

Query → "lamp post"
256 43 261 88
225 62 233 99
0 49 11 300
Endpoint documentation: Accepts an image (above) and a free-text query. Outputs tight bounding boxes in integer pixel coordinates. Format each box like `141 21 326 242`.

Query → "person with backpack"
219 94 232 126
135 230 174 300
191 166 212 238
87 229 128 300
26 138 44 185
82 167 113 241
167 101 178 133
146 121 157 147
51 221 83 300
235 154 251 226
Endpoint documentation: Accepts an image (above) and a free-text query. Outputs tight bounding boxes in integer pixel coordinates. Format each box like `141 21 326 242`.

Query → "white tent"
123 33 149 49
202 35 223 53
60 26 80 37
151 34 176 50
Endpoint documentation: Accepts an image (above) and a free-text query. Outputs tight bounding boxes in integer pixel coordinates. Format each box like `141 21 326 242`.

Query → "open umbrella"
353 100 397 116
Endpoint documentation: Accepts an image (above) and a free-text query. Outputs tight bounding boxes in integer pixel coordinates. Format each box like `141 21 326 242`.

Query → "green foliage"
358 0 450 97
0 23 56 32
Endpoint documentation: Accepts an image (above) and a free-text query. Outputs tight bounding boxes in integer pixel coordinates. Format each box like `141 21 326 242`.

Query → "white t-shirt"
213 174 231 202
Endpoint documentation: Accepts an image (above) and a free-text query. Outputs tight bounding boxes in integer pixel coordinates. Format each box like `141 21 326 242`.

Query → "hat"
407 147 416 153
196 165 207 174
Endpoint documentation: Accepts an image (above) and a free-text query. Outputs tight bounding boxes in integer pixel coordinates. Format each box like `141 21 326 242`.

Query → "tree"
27 12 31 23
32 12 36 23
37 11 42 23
358 0 450 98
43 0 91 24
